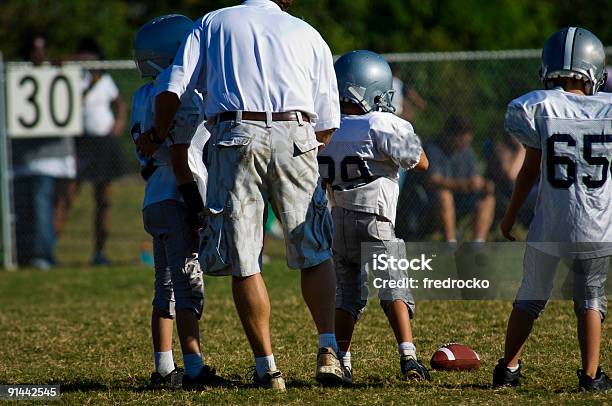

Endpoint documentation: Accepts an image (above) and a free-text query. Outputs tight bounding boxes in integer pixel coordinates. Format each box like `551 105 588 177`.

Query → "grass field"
1 180 610 404
0 258 610 405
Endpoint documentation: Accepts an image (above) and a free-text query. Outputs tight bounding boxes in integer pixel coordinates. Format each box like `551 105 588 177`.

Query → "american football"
431 343 481 371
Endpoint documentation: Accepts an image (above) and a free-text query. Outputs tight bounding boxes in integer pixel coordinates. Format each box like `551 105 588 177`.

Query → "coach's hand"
136 128 164 157
500 213 516 241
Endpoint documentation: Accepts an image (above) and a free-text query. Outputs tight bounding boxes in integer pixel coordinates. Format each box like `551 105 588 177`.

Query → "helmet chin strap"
146 60 165 74
347 85 372 112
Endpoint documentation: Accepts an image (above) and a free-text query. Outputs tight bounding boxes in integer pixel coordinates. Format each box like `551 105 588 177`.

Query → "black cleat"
492 358 522 388
578 367 612 392
400 356 431 381
182 364 224 388
149 365 183 389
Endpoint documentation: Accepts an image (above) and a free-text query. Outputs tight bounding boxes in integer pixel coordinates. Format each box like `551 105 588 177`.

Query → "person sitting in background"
73 38 128 266
484 134 536 227
390 63 427 122
12 34 77 270
398 115 495 242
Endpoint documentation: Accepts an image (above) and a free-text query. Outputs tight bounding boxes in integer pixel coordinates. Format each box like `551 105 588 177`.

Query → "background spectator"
12 34 77 270
484 134 536 227
390 63 427 122
70 38 128 266
396 115 495 242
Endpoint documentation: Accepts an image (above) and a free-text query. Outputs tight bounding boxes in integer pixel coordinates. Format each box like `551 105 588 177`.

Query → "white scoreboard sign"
6 64 82 138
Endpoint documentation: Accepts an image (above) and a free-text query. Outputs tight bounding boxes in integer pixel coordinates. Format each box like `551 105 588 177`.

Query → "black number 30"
17 73 74 129
547 133 612 189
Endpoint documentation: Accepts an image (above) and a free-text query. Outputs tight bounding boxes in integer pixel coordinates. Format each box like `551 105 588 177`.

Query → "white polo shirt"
156 0 340 132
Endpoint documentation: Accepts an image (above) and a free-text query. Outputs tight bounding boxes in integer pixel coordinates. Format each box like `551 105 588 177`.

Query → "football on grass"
430 343 481 371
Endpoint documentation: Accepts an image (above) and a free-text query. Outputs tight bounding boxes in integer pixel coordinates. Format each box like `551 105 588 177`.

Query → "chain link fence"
2 49 611 268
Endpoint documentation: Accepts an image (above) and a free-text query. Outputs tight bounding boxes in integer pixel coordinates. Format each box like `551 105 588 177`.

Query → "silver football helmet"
334 50 395 113
134 14 193 78
540 27 607 95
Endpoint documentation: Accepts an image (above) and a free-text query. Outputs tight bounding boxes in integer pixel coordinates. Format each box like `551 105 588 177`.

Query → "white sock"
398 342 417 359
183 353 204 379
255 354 277 378
507 364 519 372
338 351 352 371
473 239 485 243
154 351 175 377
318 333 339 353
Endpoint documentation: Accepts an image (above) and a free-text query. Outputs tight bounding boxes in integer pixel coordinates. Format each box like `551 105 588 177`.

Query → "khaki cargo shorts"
200 119 332 277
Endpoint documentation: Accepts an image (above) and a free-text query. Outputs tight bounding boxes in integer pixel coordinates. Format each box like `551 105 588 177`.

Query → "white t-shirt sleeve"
312 37 340 132
504 98 540 149
104 75 119 100
374 115 422 170
156 18 206 100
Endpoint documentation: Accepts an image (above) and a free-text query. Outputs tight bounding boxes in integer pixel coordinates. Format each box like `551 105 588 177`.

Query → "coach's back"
163 0 335 129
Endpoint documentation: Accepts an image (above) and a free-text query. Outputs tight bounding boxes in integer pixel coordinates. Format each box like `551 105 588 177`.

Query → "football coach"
136 0 345 390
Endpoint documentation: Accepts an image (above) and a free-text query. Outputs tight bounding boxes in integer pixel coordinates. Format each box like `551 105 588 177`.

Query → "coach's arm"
135 92 181 157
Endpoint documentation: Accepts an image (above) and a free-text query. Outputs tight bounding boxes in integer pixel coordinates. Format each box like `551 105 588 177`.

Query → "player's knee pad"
172 255 205 319
380 299 415 319
513 299 547 319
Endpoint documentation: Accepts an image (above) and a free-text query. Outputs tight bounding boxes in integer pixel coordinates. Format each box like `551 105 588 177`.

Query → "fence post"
0 53 16 270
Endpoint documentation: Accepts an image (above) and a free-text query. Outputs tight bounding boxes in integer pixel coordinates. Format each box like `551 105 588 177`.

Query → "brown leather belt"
215 110 311 123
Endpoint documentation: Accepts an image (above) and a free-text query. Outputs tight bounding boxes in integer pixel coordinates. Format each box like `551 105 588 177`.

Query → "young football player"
494 27 611 391
132 14 217 388
319 50 430 383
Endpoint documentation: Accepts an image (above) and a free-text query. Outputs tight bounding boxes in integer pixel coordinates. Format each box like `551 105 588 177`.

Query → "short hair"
443 115 473 137
272 0 293 10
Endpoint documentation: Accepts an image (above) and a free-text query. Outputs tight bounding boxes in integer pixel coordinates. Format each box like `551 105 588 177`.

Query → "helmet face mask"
133 14 194 78
335 50 396 114
540 27 607 95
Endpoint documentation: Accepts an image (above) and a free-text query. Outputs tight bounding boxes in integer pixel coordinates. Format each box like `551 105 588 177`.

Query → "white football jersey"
505 88 612 258
130 81 209 209
318 112 422 224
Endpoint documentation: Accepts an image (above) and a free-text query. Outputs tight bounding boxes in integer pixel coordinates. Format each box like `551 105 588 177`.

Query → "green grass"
0 260 610 405
2 176 610 404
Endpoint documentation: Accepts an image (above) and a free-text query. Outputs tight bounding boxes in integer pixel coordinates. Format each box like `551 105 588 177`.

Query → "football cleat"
492 358 522 388
316 347 351 386
342 366 353 385
249 367 287 391
400 355 431 381
578 367 612 391
182 364 224 388
149 365 183 389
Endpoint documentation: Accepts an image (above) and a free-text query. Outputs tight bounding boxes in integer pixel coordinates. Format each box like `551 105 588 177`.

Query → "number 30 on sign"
6 64 82 138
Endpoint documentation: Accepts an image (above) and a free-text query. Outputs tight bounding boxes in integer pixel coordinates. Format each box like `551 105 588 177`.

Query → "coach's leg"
301 259 337 336
232 274 273 357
